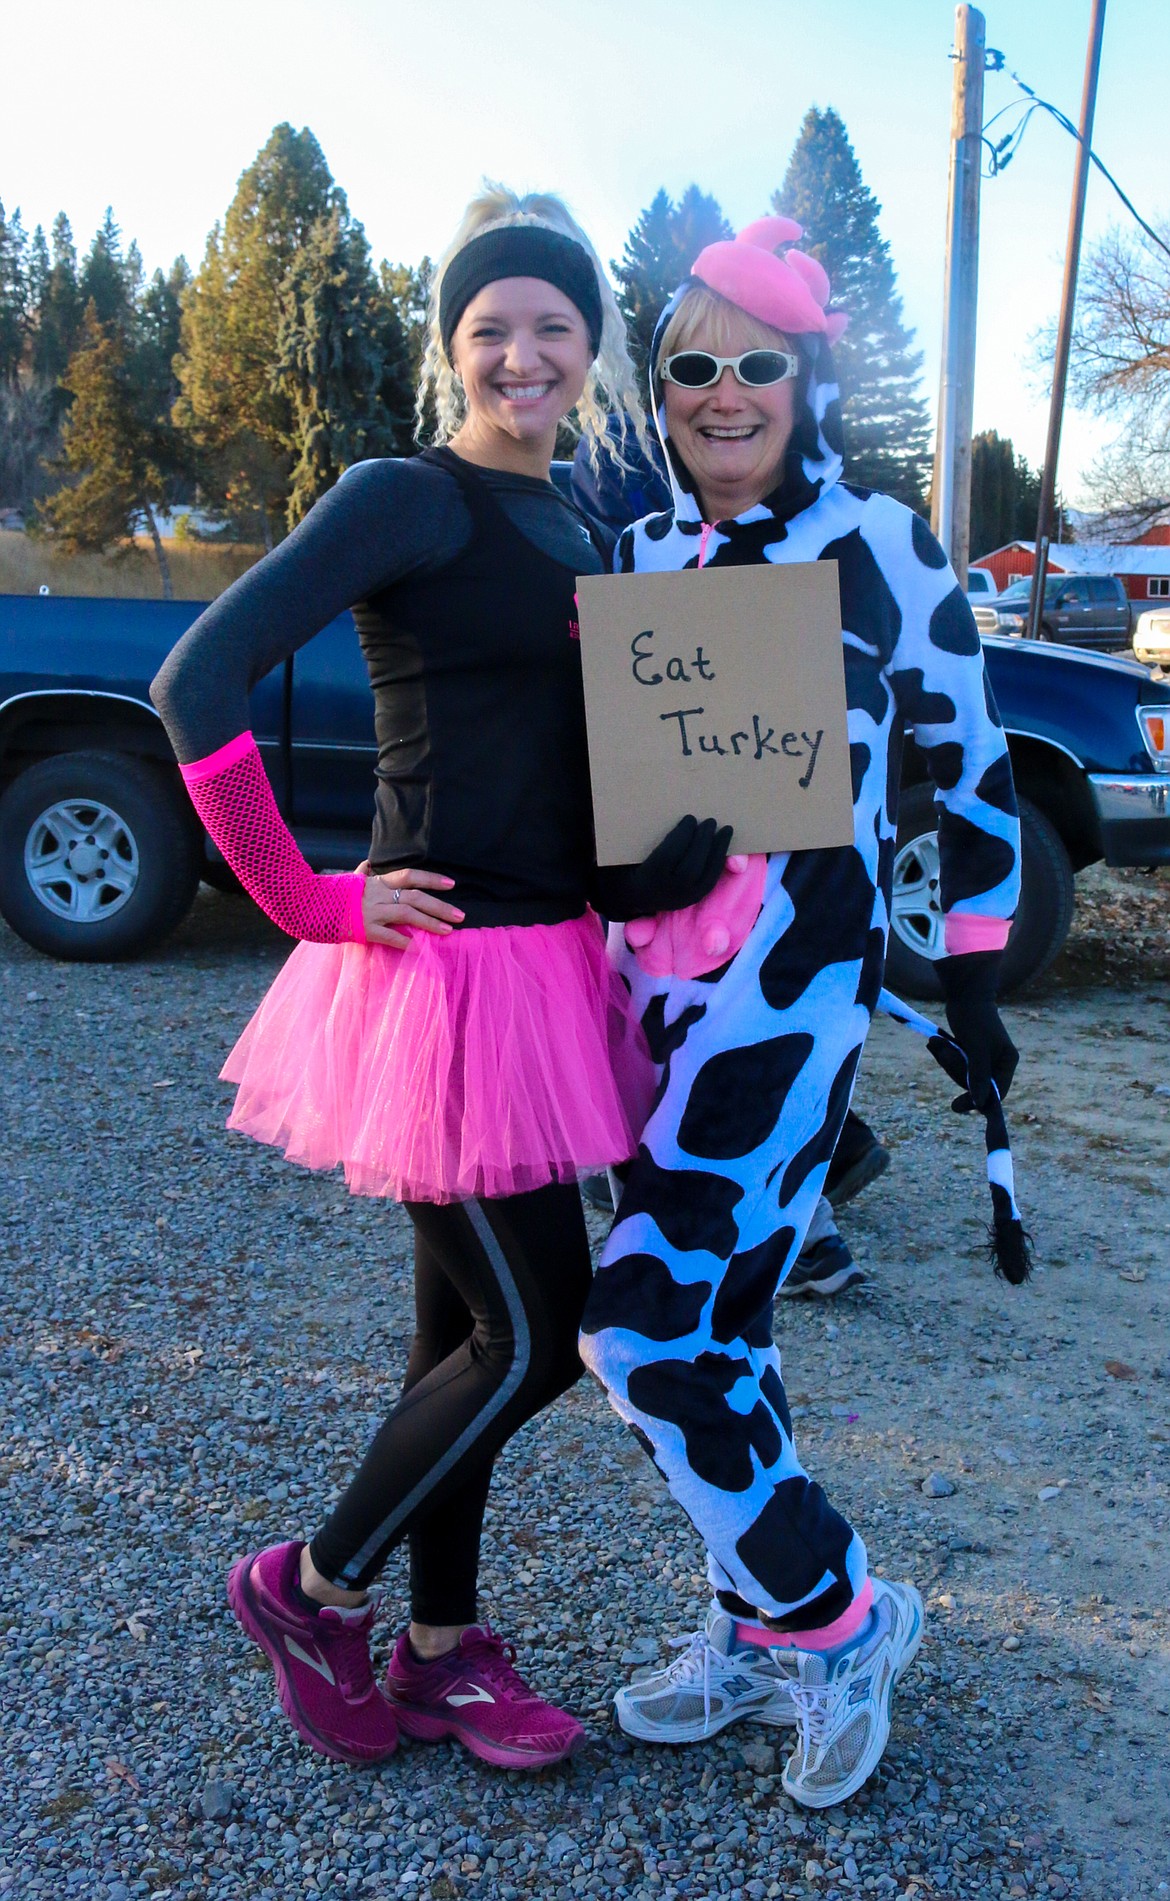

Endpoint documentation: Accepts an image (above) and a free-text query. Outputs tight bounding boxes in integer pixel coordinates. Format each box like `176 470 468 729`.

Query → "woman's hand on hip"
360 867 465 948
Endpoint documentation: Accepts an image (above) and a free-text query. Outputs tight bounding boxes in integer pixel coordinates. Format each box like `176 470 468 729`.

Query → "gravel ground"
2 869 1168 1901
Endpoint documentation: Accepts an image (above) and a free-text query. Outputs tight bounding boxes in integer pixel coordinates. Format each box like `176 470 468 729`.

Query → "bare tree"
1071 220 1170 536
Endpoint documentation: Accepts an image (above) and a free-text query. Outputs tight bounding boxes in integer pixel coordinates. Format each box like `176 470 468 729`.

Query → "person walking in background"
579 217 1020 1807
151 185 726 1773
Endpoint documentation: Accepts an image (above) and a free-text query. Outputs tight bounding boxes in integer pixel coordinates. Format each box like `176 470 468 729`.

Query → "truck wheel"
885 783 1075 1001
0 751 202 961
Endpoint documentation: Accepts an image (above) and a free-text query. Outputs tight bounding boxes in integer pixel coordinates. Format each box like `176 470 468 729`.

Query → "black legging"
308 1182 592 1617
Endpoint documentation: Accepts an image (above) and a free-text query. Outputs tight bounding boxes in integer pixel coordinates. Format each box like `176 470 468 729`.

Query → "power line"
979 57 1170 264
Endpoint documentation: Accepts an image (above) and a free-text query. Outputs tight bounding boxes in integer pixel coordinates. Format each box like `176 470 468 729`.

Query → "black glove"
591 815 733 922
939 950 1019 1113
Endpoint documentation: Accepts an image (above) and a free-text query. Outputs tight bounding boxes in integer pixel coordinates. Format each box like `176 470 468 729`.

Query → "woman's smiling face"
661 306 798 524
450 277 592 451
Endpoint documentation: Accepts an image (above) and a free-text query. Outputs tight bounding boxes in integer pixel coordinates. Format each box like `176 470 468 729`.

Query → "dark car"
2 589 1169 996
975 573 1132 650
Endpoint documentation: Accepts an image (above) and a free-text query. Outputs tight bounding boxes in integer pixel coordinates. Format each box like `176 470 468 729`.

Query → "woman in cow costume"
579 219 1022 1808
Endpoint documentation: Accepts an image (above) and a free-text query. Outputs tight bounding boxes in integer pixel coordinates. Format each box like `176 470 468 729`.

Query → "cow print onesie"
579 292 1021 1632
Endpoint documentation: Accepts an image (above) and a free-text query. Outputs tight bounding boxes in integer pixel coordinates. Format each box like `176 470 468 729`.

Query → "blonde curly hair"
417 183 651 474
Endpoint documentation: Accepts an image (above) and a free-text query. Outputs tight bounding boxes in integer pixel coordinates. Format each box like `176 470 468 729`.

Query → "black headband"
439 226 604 360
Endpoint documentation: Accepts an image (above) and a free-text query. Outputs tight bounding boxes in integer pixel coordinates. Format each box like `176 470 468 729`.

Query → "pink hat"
691 216 849 344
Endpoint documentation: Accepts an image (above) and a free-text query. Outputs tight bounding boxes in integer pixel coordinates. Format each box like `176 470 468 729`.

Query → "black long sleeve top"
151 450 609 926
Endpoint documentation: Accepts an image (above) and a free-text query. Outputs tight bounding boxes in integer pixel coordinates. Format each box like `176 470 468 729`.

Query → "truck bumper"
1088 773 1170 865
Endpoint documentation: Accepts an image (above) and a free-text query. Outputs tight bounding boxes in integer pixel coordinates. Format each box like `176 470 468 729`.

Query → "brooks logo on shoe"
446 1683 496 1707
284 1635 336 1684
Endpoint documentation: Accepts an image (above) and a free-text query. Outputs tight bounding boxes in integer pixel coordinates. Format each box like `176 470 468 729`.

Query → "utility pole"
932 3 986 588
1025 0 1108 641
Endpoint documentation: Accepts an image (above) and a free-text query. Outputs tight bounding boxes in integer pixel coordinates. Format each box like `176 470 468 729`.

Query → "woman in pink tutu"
151 185 729 1771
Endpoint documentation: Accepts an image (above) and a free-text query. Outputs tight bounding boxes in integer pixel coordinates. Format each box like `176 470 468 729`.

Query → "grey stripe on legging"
337 1198 532 1584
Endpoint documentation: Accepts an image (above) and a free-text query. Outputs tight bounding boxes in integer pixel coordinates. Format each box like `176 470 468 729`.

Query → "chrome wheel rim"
24 798 140 923
890 828 945 961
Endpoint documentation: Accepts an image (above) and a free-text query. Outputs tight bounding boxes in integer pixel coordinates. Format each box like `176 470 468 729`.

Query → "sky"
4 0 1166 505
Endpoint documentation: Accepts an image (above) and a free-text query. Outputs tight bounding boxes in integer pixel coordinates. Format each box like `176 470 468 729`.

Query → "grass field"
0 532 265 600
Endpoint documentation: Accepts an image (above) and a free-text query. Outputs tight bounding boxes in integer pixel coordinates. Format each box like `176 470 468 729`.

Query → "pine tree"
614 185 733 377
79 208 133 331
1 219 57 511
277 210 414 526
138 258 191 409
382 255 433 444
27 225 49 331
0 202 30 385
133 258 196 510
968 430 1044 559
774 107 931 510
33 214 85 385
174 123 343 540
43 302 179 595
382 256 432 379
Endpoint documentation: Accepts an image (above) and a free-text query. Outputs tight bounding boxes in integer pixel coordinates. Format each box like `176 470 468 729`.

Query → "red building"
973 524 1170 604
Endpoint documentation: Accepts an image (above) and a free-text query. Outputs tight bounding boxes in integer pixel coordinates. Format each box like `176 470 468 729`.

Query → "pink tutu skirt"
220 911 655 1205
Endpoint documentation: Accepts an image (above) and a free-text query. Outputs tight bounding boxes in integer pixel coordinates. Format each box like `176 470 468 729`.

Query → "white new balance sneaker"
782 1577 925 1809
614 1604 798 1744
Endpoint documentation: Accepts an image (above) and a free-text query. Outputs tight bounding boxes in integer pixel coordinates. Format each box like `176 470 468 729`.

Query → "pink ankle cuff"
944 912 1011 954
736 1576 874 1653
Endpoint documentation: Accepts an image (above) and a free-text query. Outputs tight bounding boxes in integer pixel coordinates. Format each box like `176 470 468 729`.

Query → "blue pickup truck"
2 585 1169 996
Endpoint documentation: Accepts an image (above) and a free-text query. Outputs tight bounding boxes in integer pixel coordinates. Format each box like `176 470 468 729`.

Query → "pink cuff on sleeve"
345 871 369 945
178 730 258 785
944 912 1012 955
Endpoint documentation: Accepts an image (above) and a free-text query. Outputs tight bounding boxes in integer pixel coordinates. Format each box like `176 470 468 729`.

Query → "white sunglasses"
660 348 800 390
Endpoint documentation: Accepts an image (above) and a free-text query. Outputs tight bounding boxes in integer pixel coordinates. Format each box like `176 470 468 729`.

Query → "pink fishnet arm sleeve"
180 733 367 945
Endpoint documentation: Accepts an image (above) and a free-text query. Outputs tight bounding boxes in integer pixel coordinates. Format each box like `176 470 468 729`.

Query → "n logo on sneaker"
722 1675 755 1698
284 1634 336 1685
446 1682 496 1708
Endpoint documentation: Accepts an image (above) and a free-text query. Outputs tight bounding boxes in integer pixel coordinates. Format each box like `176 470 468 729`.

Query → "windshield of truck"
998 578 1065 603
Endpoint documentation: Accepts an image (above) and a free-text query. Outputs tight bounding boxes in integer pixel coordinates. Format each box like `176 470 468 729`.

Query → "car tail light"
1138 706 1170 771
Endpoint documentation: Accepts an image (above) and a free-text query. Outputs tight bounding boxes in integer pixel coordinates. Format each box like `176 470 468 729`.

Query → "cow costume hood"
647 215 848 538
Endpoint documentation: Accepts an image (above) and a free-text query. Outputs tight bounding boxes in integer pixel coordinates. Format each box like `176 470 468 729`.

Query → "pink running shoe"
227 1540 399 1765
386 1626 584 1769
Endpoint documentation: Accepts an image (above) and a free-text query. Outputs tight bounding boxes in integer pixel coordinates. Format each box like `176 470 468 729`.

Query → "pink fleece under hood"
690 216 849 343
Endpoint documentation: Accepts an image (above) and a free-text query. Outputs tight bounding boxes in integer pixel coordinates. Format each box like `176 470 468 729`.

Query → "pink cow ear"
785 248 831 309
825 310 849 344
735 215 804 252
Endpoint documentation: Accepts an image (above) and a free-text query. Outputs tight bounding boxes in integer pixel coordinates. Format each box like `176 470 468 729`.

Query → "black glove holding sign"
592 815 732 922
939 950 1019 1113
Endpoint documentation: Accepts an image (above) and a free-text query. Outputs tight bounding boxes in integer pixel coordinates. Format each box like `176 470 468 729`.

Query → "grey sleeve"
150 459 469 764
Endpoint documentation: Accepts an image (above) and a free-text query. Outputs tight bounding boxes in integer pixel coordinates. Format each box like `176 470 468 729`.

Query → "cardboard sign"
577 561 854 864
